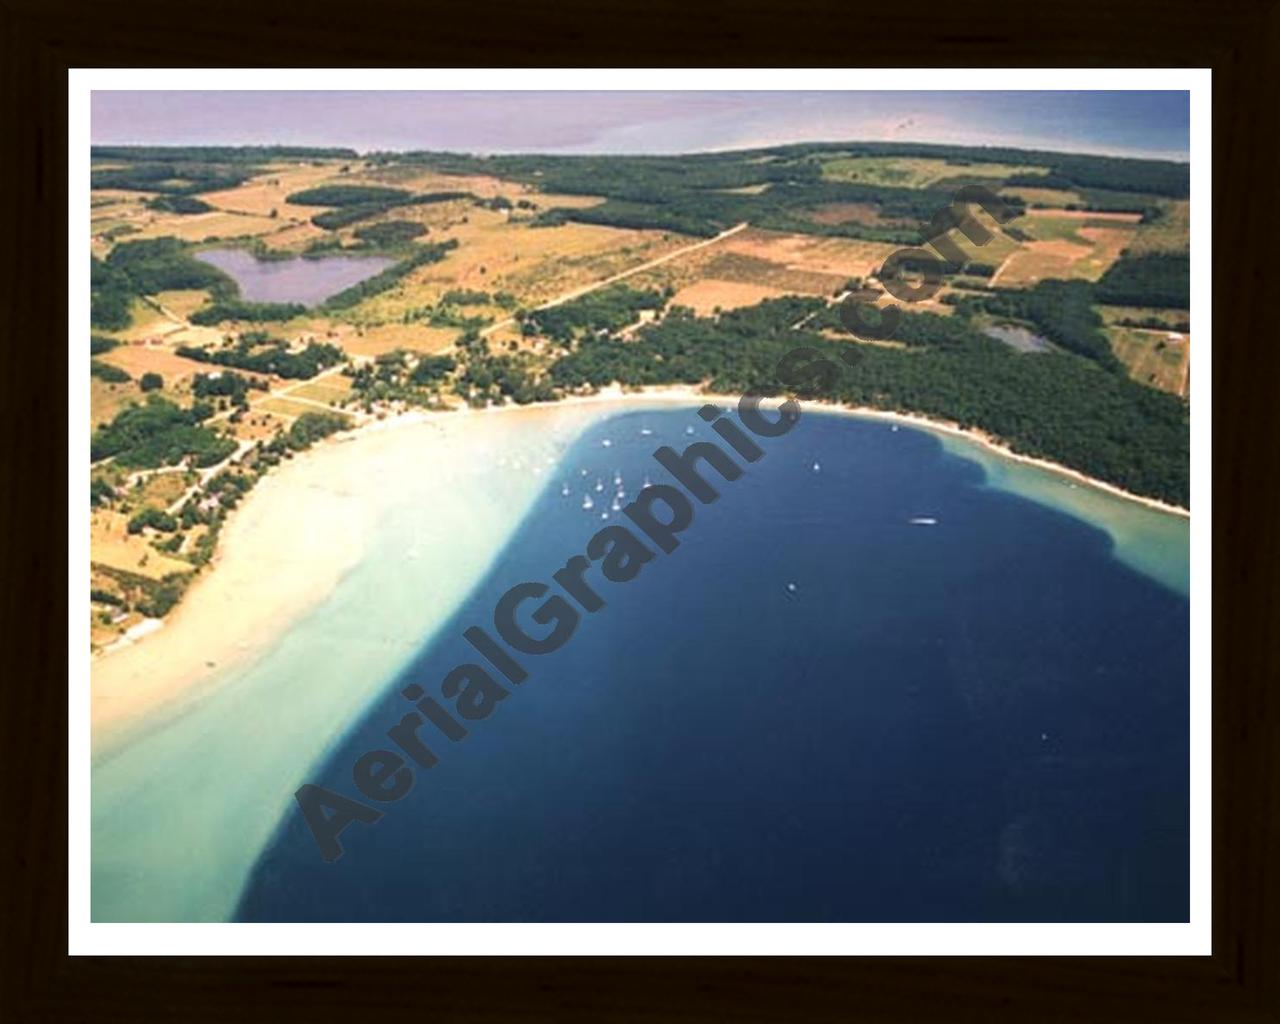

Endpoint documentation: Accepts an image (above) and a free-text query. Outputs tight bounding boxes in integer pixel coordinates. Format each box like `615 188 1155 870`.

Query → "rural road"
479 221 750 338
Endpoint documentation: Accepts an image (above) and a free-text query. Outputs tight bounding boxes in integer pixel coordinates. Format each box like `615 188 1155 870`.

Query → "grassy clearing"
1129 200 1190 255
254 396 331 419
670 279 792 314
89 511 191 580
994 214 1136 287
133 471 192 509
820 156 1045 188
1107 326 1190 396
285 378 353 404
345 212 690 320
96 343 211 386
1000 186 1085 208
91 378 142 428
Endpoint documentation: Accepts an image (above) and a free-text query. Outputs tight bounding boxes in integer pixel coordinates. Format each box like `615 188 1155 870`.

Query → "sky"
91 91 1190 161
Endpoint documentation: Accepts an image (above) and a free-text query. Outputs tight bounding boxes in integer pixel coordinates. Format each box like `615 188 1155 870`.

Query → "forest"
91 238 234 330
523 285 669 344
946 280 1121 370
176 335 344 379
388 141 1187 241
90 396 236 469
1095 253 1191 308
547 299 1189 506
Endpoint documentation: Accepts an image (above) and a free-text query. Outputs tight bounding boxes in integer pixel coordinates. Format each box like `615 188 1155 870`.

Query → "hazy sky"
91 91 1190 160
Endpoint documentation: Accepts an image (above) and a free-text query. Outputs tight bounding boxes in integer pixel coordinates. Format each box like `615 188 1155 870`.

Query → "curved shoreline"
92 385 1188 741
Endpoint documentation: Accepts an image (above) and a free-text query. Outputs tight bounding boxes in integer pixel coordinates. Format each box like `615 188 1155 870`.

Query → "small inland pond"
194 248 395 307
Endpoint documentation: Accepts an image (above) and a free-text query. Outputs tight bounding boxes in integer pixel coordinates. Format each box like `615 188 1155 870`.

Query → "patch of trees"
547 298 1188 506
91 162 257 196
440 288 490 305
950 280 1120 370
524 285 668 343
127 507 179 535
90 258 135 330
90 478 116 507
145 195 213 214
90 360 131 383
103 240 234 299
134 575 189 618
309 190 473 230
91 238 235 330
347 351 456 406
91 396 236 469
352 220 426 248
91 334 119 355
192 371 268 405
189 299 307 325
1095 253 1191 309
139 372 164 392
177 335 344 379
93 145 357 163
286 411 351 449
321 240 458 311
287 185 414 207
456 347 557 407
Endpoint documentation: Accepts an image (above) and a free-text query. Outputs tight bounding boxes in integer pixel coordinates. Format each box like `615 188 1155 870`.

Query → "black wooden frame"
2 1 1276 1018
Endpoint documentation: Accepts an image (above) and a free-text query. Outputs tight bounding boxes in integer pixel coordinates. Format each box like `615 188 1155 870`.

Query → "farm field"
1107 326 1190 396
999 185 1086 208
1129 200 1191 254
89 510 192 580
994 212 1137 286
820 155 1047 188
670 279 793 314
347 212 691 320
96 343 212 386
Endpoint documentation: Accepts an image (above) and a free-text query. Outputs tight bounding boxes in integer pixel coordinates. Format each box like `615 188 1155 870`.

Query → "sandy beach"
92 385 1188 744
90 400 611 747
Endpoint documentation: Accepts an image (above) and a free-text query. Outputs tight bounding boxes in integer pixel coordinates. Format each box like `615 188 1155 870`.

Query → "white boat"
595 479 604 493
601 439 613 448
561 483 570 496
582 495 594 510
908 517 938 526
640 428 653 436
613 471 623 486
812 461 821 472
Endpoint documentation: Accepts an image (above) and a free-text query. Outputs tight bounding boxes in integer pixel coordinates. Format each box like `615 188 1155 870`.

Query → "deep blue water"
237 408 1189 922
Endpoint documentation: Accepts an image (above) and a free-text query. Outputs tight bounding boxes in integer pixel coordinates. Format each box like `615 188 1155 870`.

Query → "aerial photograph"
85 88 1193 925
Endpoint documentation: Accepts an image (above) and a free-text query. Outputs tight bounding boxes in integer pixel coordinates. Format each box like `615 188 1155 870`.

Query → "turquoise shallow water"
92 404 1189 922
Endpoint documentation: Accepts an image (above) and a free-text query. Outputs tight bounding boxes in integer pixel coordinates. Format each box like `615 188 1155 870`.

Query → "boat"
582 495 594 510
908 517 938 526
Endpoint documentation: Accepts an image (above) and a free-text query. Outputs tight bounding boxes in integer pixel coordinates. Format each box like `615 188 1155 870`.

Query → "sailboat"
582 495 594 511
